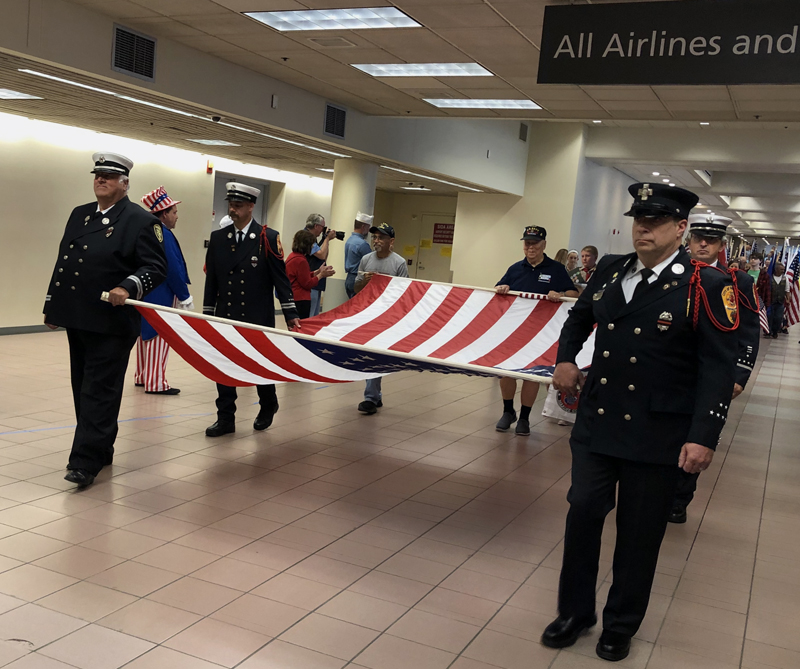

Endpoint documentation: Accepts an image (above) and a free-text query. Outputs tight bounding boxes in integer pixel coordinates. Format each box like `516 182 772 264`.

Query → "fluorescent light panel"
425 98 540 109
381 165 482 192
316 168 335 172
245 7 420 31
18 68 349 159
352 63 492 77
401 185 431 191
0 88 42 100
188 139 240 146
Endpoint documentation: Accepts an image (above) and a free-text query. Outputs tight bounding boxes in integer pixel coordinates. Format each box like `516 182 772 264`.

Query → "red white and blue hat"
225 182 260 203
91 152 133 176
141 186 181 213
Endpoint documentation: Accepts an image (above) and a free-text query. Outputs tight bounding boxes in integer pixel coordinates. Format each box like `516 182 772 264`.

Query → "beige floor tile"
87 560 181 597
123 514 202 541
317 591 408 631
238 640 345 669
173 526 254 555
191 557 277 592
348 571 433 607
252 574 341 610
78 528 165 559
211 594 307 637
146 576 241 615
37 582 136 622
0 565 77 601
132 543 218 574
279 613 379 661
2 653 83 668
387 609 480 653
32 546 124 579
37 624 154 669
742 639 800 669
285 555 369 588
31 517 113 544
647 644 739 669
97 598 201 643
0 603 86 649
354 634 455 669
462 628 558 669
440 567 520 603
415 587 502 626
0 533 71 562
120 646 225 669
164 617 271 667
0 505 64 530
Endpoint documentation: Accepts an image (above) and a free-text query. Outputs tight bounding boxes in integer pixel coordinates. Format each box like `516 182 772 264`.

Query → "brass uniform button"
608 323 615 330
58 268 63 273
628 385 635 391
83 245 88 250
624 414 631 421
603 351 610 358
630 357 637 363
598 408 605 415
55 282 60 287
634 328 641 334
600 378 608 385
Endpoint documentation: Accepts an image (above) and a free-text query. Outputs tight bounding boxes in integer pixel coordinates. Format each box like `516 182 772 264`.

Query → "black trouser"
66 328 137 475
673 469 700 508
216 383 278 423
558 449 679 637
295 300 311 320
769 302 785 336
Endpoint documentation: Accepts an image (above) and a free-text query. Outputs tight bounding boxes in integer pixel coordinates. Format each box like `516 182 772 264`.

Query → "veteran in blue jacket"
135 187 193 395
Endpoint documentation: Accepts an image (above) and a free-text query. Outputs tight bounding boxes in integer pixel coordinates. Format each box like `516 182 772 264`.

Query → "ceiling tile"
134 0 225 16
542 100 604 111
653 86 730 101
401 4 510 29
663 100 735 112
582 86 658 101
210 0 306 11
123 17 205 38
360 29 469 62
72 0 162 19
378 77 455 90
600 100 666 111
731 86 800 101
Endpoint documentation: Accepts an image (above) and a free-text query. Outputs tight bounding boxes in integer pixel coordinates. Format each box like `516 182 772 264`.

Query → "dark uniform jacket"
556 248 738 466
203 220 298 327
729 267 759 387
44 196 167 337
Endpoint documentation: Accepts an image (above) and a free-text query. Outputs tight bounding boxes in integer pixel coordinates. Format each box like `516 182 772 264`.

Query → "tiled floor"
0 329 798 668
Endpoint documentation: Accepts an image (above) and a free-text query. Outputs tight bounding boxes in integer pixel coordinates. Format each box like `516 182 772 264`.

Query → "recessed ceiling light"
0 88 42 100
18 68 350 159
188 139 240 146
381 165 482 192
652 172 660 176
700 122 710 126
353 63 491 77
315 168 335 173
423 99 540 109
592 120 602 124
662 178 670 183
245 7 420 31
669 183 675 187
401 185 431 191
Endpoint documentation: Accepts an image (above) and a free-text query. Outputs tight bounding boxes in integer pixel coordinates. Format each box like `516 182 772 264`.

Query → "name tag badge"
539 274 552 283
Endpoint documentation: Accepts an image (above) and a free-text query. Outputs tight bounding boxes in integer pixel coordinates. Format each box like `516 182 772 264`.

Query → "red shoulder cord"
258 225 284 260
689 259 740 332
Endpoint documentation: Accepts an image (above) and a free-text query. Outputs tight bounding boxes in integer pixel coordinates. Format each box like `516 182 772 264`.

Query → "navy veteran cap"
688 213 731 239
521 225 546 241
370 222 395 238
225 182 260 203
625 183 699 219
91 152 133 176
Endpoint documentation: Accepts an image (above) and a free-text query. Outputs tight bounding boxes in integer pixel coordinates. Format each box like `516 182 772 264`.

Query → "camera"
321 226 345 241
211 115 222 123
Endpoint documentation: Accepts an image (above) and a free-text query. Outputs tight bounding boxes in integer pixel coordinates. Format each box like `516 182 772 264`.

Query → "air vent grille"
324 103 346 139
113 25 156 81
519 123 529 142
308 36 357 48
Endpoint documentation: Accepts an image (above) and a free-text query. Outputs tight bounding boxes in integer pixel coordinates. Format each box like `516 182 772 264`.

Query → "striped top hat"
91 152 133 176
142 186 181 213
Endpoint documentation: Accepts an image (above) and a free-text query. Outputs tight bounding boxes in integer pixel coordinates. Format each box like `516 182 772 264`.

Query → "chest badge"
102 217 110 225
610 271 619 284
657 311 673 331
722 285 737 324
105 226 114 238
251 255 259 268
84 216 90 223
227 232 233 239
671 263 685 275
593 289 604 301
249 233 256 239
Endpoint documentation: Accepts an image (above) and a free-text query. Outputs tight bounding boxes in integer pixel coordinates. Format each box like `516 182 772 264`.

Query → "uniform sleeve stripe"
127 275 144 300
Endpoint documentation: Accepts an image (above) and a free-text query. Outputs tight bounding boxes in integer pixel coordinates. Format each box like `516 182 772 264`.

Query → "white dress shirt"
621 248 681 303
233 220 253 244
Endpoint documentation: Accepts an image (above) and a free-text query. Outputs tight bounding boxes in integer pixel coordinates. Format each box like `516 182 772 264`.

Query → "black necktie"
237 231 243 245
632 268 654 301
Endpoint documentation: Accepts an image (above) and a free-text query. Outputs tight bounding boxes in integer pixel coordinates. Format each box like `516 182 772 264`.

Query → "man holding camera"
304 213 338 316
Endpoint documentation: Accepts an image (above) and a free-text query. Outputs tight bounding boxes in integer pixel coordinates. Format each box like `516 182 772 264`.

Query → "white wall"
570 158 634 256
0 112 332 328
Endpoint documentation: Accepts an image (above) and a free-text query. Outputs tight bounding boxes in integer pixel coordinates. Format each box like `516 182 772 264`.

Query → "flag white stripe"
314 279 412 340
575 329 597 369
492 302 572 369
267 332 382 381
408 290 496 357
364 284 454 350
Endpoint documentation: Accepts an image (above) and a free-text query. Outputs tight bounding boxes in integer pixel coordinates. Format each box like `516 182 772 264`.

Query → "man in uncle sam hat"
203 182 299 437
542 183 739 662
44 152 167 488
134 186 193 396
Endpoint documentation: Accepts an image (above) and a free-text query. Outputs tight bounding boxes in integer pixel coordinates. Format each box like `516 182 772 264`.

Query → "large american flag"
130 275 594 386
786 250 800 327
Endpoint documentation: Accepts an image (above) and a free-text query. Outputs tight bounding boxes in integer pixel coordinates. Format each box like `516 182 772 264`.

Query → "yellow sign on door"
440 246 452 257
420 239 433 249
403 245 417 256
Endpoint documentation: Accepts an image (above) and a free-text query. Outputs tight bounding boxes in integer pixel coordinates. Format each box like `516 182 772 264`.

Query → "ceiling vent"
112 25 156 81
324 103 346 139
308 36 357 48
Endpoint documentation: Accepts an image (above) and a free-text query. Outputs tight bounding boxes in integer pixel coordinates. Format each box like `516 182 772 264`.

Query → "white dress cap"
91 152 134 175
355 211 374 224
225 182 261 203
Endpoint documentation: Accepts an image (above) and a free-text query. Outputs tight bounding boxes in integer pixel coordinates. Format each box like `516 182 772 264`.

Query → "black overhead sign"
537 0 800 85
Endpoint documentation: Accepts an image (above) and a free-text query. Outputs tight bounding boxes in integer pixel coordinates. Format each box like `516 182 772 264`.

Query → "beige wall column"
451 123 586 288
324 158 378 310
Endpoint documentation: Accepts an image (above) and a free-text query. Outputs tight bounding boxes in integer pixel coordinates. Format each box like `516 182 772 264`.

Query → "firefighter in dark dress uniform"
541 183 738 662
204 182 300 437
44 152 167 488
668 214 760 523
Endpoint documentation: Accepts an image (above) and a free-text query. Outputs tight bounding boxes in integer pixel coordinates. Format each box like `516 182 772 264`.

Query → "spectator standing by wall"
286 229 335 319
344 212 374 298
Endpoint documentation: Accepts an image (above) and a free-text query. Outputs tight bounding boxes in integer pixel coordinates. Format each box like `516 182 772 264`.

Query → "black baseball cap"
370 222 395 238
521 225 546 241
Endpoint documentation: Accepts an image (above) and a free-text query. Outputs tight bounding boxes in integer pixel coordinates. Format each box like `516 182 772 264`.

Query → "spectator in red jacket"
286 230 335 319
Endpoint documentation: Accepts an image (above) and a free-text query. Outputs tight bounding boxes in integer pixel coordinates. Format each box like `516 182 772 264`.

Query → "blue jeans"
310 290 322 316
365 377 382 404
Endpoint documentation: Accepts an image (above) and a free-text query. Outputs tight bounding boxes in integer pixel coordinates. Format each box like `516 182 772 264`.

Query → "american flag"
130 275 595 386
758 296 770 334
786 250 800 327
751 241 759 257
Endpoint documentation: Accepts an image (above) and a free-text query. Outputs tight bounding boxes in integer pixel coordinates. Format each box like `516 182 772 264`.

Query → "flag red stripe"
237 328 344 384
525 339 560 369
183 318 297 383
389 287 472 353
470 300 560 367
428 295 514 360
300 273 393 336
341 280 432 345
136 307 245 386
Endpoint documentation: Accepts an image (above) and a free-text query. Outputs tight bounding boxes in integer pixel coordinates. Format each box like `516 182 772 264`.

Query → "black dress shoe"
668 505 687 524
541 614 597 648
596 630 631 662
135 383 144 387
64 469 95 487
205 421 235 437
253 407 277 431
145 388 180 395
358 400 378 415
